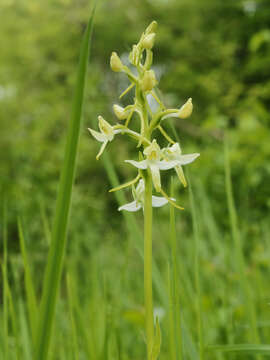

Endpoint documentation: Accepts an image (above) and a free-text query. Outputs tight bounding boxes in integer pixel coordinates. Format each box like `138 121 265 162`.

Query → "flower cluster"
88 21 199 211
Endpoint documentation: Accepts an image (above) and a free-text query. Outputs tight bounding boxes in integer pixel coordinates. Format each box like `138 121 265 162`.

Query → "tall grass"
34 5 97 360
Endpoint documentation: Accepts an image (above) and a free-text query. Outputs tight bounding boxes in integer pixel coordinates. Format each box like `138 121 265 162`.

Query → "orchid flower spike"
88 116 120 160
125 139 179 192
162 143 200 187
118 179 172 212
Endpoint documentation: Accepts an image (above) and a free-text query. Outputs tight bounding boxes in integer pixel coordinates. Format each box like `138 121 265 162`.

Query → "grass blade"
66 273 79 360
5 279 20 360
18 300 32 360
188 172 204 360
1 198 9 360
34 4 98 360
208 344 270 355
17 218 38 341
168 178 183 360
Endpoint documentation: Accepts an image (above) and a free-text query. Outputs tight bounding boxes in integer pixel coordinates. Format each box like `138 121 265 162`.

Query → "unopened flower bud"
110 52 124 72
145 21 158 35
178 98 193 118
129 45 140 65
113 104 129 120
141 70 157 92
142 33 156 50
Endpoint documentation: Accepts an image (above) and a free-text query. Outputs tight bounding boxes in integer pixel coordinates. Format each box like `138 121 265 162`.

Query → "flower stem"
144 170 154 359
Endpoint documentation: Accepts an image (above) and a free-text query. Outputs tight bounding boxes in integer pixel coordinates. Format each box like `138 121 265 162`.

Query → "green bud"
110 52 123 72
141 70 157 92
145 20 158 35
142 33 156 50
178 98 193 118
113 104 128 120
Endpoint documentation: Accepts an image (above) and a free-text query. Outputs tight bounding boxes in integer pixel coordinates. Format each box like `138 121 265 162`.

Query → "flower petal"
175 165 187 187
125 159 148 169
151 196 169 207
176 153 200 165
96 141 108 160
88 128 107 142
149 164 161 191
157 160 179 170
118 201 142 212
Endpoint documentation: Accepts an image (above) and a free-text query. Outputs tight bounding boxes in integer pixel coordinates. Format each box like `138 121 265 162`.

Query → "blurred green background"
1 0 270 359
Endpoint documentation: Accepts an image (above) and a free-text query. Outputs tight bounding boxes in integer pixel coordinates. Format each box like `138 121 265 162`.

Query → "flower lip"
98 116 114 141
118 178 172 212
88 116 121 160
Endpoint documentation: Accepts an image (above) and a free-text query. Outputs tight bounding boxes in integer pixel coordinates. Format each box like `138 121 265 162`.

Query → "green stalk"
169 178 183 360
144 170 154 359
2 198 8 360
188 172 204 360
34 6 97 360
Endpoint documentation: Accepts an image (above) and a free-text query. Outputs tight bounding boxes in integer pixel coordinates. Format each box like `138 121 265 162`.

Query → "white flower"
88 116 120 160
118 179 172 212
125 140 179 191
162 143 200 187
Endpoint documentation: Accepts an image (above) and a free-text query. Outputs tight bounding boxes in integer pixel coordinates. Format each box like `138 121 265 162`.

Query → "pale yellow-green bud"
142 33 156 50
145 20 158 35
178 98 193 118
110 52 124 72
113 104 128 120
141 70 157 92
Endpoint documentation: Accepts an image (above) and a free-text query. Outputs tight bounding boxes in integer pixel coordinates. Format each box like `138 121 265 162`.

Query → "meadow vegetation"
1 0 270 359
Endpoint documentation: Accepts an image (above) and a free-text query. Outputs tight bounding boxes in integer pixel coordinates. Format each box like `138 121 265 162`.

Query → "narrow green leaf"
18 300 32 360
169 178 183 360
188 171 204 360
208 344 270 355
66 273 79 360
34 4 98 360
17 218 38 341
167 265 177 360
5 279 20 360
1 198 9 360
151 317 161 360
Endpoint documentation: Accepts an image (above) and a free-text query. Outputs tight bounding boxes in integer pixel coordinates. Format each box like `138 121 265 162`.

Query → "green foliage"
1 0 270 359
